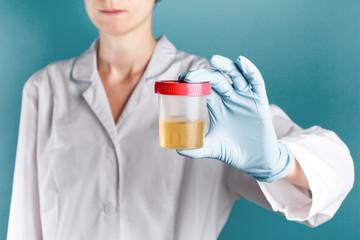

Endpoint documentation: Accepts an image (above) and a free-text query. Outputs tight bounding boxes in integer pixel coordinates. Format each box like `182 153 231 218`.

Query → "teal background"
0 0 359 239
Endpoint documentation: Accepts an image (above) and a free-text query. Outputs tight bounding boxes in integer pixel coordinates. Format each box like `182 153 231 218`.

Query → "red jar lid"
155 80 211 96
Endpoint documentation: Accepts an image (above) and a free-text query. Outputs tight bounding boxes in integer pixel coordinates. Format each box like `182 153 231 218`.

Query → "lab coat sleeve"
257 104 354 227
7 76 43 239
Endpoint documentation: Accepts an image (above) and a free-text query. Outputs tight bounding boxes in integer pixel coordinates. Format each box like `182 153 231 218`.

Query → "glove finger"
179 69 234 98
236 56 267 99
178 71 227 123
210 55 249 91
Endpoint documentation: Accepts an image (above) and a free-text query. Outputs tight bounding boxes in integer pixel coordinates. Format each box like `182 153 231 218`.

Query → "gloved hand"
176 55 294 183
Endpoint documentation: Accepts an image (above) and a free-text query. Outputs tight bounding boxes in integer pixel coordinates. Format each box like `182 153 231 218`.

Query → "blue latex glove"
176 55 294 183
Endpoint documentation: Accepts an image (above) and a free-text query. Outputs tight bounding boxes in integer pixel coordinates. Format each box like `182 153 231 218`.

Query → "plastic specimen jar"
154 80 211 149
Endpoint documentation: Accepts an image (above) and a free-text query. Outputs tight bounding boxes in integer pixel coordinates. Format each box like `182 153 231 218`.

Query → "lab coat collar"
70 35 177 83
144 35 178 81
71 35 177 146
70 39 98 83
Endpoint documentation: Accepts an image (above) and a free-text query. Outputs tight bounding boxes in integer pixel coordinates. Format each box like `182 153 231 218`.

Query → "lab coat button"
104 204 114 215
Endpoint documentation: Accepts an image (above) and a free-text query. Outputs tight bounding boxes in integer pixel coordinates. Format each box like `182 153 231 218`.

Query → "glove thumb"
176 147 207 159
176 138 216 159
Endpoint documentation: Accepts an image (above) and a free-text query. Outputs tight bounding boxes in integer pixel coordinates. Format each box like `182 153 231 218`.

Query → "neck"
97 18 157 84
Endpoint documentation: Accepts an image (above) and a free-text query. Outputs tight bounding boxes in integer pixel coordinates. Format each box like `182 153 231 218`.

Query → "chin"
98 22 133 36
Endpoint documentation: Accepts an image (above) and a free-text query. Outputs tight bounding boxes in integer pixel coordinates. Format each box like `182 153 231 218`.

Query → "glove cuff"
252 142 295 183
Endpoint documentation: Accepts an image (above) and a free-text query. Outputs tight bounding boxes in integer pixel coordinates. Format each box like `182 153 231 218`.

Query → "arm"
176 54 354 227
7 79 43 239
283 157 310 190
256 104 354 227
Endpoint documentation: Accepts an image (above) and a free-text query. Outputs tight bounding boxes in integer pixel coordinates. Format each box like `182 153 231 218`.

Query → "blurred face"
84 0 156 35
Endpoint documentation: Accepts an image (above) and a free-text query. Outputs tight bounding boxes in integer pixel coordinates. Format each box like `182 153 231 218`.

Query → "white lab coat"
7 35 354 240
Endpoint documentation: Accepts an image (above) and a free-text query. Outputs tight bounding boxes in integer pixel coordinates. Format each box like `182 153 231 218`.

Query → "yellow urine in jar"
159 119 205 149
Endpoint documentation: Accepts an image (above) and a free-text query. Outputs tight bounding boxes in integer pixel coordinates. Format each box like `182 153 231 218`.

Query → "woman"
7 0 354 239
